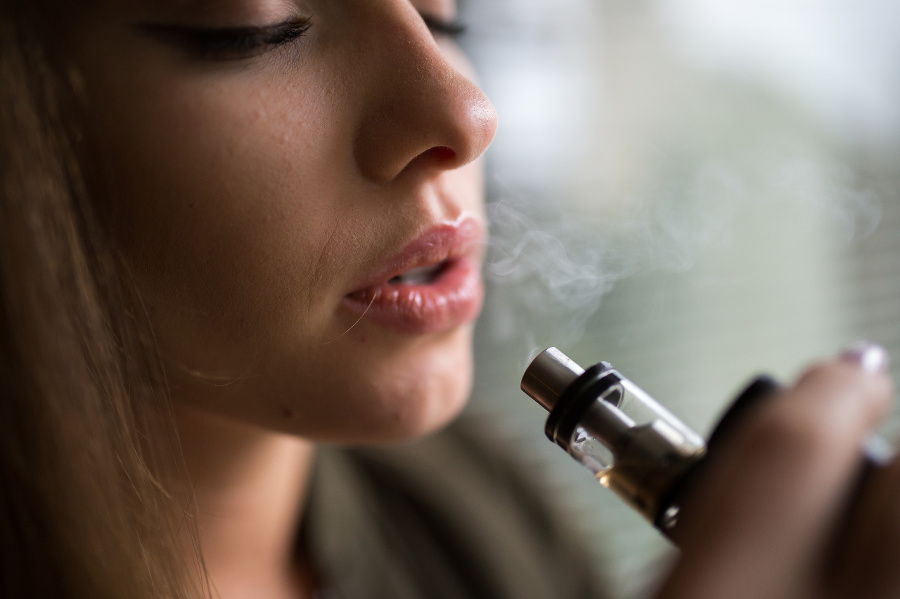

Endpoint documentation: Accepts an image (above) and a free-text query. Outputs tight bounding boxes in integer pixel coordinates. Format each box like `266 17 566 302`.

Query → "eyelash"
421 15 468 39
141 14 465 62
141 19 312 61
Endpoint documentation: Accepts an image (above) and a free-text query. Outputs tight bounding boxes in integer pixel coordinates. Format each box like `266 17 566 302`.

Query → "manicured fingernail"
841 341 889 374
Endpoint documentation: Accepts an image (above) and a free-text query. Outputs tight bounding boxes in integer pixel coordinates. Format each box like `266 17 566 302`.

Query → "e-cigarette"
521 347 893 541
522 347 895 545
521 347 789 538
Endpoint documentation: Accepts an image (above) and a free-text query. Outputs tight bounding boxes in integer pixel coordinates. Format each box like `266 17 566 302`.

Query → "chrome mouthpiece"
520 347 586 411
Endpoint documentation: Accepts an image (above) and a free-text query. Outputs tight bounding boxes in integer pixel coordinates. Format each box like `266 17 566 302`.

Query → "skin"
52 0 900 598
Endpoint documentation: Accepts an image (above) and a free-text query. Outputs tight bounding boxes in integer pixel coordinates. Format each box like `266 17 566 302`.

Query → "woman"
2 0 899 597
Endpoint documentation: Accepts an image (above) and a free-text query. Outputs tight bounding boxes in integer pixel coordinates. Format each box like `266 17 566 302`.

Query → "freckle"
281 406 295 419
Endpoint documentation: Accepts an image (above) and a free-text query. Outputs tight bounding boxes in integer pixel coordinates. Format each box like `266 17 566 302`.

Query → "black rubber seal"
544 361 622 450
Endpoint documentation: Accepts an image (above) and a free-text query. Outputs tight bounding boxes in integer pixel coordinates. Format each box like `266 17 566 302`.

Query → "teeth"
389 263 444 285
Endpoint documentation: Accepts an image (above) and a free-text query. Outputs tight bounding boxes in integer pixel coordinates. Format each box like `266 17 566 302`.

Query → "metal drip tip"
520 347 585 412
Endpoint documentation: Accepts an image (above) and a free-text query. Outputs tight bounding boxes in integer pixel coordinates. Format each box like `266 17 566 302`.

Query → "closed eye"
138 18 312 61
420 14 467 39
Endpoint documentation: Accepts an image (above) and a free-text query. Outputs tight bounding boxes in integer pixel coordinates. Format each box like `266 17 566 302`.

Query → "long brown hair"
0 2 204 597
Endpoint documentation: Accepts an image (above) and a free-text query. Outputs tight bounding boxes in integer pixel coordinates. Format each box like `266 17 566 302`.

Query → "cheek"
86 61 357 367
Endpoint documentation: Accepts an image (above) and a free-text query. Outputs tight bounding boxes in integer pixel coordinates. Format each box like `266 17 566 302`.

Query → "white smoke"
482 152 885 363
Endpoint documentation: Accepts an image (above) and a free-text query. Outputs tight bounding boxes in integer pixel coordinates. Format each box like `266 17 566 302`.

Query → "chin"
328 325 476 444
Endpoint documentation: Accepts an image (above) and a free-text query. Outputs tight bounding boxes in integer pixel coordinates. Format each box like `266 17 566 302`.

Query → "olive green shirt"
303 416 610 599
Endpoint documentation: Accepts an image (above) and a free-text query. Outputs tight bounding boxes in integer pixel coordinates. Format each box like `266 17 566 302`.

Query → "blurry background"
459 1 900 597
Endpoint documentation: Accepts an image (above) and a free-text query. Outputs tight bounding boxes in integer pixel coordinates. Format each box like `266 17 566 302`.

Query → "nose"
351 6 498 184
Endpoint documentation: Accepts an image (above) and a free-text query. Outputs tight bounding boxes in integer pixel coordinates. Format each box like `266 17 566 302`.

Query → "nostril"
405 146 459 175
431 146 457 163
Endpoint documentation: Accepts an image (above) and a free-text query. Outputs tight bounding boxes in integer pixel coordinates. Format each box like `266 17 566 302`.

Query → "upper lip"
346 217 484 293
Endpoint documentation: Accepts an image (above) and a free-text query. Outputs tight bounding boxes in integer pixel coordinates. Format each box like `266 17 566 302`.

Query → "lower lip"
341 257 483 335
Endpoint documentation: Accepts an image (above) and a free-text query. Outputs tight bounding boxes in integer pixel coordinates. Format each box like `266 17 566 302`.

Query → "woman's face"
60 0 497 442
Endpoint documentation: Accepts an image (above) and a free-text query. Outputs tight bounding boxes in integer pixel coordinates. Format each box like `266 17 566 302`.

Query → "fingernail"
841 341 889 374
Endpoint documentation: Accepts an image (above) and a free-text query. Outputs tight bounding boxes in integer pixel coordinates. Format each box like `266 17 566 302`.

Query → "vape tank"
521 347 778 536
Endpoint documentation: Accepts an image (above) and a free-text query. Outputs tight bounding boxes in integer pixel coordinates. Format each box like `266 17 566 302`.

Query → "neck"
174 406 316 599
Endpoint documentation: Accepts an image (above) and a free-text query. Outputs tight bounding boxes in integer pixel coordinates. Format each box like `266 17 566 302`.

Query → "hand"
657 344 896 599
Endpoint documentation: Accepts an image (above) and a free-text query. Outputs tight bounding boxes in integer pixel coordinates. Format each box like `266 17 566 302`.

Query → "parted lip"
339 216 485 335
345 216 484 294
